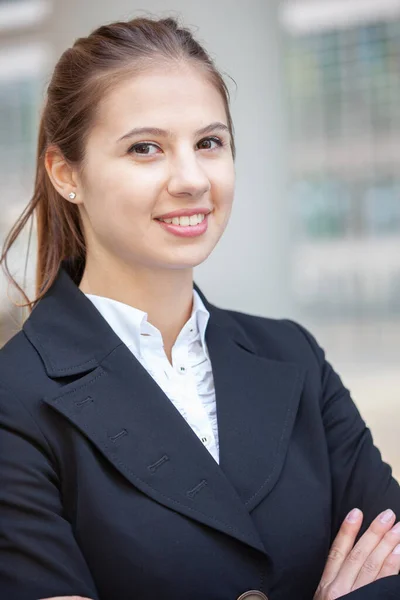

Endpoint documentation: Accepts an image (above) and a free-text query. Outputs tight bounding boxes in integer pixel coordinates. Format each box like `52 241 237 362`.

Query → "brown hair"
0 16 236 310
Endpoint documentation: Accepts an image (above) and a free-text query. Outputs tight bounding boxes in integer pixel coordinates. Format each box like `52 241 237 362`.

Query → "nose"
167 151 211 199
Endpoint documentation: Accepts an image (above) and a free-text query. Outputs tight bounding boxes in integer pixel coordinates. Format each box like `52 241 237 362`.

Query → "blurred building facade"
282 0 400 319
0 0 51 341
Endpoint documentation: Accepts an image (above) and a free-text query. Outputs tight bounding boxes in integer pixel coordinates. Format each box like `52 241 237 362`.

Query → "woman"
1 16 400 600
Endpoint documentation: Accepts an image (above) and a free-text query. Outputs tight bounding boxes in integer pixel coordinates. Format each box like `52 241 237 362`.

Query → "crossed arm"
40 508 400 600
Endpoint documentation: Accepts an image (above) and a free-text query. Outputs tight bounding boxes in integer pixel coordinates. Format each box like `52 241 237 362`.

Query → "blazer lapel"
42 343 266 554
204 315 305 511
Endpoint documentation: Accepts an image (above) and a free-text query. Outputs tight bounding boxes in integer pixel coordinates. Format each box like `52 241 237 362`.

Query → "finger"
318 508 363 587
335 509 396 591
376 541 400 580
352 521 400 589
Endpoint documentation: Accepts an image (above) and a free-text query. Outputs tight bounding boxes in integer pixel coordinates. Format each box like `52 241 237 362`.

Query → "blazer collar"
24 267 255 378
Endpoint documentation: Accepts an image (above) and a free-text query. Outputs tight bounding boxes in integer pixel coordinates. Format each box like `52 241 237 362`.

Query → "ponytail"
1 117 85 310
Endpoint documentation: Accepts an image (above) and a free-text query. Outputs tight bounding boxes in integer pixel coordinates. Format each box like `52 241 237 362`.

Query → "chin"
164 245 216 270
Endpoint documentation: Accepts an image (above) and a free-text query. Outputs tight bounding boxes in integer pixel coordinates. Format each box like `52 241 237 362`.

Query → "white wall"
49 0 294 318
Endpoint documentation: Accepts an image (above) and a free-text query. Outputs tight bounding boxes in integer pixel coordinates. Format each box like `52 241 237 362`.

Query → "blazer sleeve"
0 384 99 600
291 322 400 599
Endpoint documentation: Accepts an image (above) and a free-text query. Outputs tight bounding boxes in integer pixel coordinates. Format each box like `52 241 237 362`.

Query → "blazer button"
237 591 268 600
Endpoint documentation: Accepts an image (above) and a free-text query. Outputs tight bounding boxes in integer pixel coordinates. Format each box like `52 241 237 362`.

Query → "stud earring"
68 191 76 200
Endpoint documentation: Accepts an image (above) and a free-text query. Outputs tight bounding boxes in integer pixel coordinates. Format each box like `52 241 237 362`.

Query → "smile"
155 213 209 238
158 214 206 226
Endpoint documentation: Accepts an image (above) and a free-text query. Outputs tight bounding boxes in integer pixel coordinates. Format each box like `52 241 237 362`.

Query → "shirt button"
237 592 268 600
201 436 208 445
179 366 186 373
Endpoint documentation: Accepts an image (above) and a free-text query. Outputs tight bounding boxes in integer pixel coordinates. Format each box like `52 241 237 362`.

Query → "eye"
197 136 224 151
128 142 161 156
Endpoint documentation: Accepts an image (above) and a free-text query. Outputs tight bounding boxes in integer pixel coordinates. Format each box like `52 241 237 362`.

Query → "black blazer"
0 267 399 600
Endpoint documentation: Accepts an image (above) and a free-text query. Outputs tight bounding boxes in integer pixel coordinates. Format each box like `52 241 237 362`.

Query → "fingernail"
392 544 400 555
380 509 395 523
346 508 361 523
392 522 400 534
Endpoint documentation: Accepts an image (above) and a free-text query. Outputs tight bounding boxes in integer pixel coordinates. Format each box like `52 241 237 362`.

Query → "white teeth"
160 214 207 226
180 216 190 226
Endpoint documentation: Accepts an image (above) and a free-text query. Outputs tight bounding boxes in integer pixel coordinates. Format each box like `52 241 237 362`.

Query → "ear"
44 146 82 205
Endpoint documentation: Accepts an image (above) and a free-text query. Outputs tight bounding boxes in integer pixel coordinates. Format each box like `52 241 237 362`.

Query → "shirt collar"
192 288 210 355
85 289 210 360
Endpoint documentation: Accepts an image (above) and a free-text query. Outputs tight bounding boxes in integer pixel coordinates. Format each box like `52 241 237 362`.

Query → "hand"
314 508 400 599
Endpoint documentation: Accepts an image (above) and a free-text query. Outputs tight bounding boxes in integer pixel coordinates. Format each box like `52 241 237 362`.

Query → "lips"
156 212 209 238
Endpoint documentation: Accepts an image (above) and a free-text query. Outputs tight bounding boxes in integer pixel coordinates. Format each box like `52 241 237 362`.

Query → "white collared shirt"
85 290 219 463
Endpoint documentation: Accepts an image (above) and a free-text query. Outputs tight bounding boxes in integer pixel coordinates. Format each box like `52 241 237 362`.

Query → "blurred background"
0 0 399 475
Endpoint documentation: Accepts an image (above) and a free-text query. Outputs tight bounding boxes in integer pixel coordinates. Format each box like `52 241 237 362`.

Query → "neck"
79 254 194 359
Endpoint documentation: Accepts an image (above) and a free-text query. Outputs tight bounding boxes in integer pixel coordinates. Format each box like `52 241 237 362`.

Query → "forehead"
93 65 227 139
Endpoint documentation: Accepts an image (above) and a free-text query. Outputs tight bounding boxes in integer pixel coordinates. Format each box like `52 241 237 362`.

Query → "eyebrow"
117 121 230 142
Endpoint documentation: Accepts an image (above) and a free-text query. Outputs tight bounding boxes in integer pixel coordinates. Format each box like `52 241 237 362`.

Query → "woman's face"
76 64 235 273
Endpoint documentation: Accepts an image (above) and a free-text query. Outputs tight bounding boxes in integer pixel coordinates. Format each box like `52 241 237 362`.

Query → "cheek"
213 159 235 198
213 169 235 214
83 165 159 226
